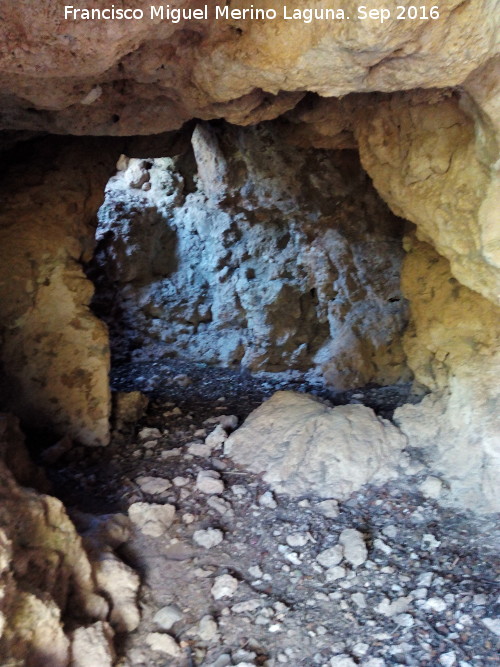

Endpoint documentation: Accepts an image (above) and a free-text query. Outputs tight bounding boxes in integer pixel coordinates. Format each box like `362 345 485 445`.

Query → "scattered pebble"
136 476 171 494
153 605 183 630
145 633 181 657
339 529 367 568
193 528 224 549
211 574 239 600
196 470 225 495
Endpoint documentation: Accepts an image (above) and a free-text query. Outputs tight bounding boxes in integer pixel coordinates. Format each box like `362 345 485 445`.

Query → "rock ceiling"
0 0 497 135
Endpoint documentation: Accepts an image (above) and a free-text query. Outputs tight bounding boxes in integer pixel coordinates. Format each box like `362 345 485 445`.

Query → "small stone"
422 533 441 550
325 566 346 582
411 587 428 600
173 476 189 487
481 618 500 636
211 574 238 599
317 545 343 568
339 529 367 568
423 597 447 613
218 414 239 431
232 485 249 497
258 491 277 508
70 622 115 667
145 633 181 657
351 593 366 609
193 528 224 549
232 599 262 613
113 391 148 423
128 503 175 537
182 513 195 524
417 572 433 587
352 642 369 657
161 447 182 458
187 442 212 457
394 613 414 627
382 525 398 539
196 470 225 495
419 476 443 499
197 615 219 641
375 596 411 617
248 565 263 579
330 656 357 667
286 533 309 548
153 605 183 630
207 496 232 515
315 499 339 518
374 538 392 555
138 427 161 441
439 652 456 666
206 655 232 667
205 424 228 449
363 660 386 667
136 476 171 494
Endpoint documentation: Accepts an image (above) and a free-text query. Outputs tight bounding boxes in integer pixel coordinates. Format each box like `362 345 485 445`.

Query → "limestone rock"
92 123 409 389
196 470 225 495
0 139 115 446
211 574 239 600
93 556 141 632
145 632 182 657
153 605 183 631
394 237 500 513
0 417 114 666
224 391 406 499
317 546 344 569
136 476 172 495
128 502 176 537
338 529 368 568
70 622 115 667
356 89 500 306
0 2 496 134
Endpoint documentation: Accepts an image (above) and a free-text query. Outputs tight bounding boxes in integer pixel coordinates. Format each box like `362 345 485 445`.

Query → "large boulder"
224 391 407 498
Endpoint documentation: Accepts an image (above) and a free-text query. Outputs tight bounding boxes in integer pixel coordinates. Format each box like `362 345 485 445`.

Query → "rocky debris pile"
46 383 500 667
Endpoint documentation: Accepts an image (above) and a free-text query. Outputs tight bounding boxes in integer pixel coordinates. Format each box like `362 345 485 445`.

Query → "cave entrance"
87 120 414 424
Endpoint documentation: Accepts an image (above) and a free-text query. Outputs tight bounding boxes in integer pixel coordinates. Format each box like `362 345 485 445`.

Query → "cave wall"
0 414 139 666
394 235 500 512
92 122 410 389
0 139 115 446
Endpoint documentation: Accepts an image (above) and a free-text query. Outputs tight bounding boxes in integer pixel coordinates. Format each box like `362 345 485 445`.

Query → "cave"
0 4 499 667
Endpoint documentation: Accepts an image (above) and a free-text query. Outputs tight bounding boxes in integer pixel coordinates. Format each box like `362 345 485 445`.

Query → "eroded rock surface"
224 391 407 498
91 122 410 390
0 138 115 446
394 236 500 513
0 414 140 666
0 1 497 135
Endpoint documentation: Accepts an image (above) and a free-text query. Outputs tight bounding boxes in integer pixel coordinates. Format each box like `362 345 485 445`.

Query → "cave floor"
47 361 500 667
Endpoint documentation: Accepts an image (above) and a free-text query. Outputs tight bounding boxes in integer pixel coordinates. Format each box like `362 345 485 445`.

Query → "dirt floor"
46 360 500 667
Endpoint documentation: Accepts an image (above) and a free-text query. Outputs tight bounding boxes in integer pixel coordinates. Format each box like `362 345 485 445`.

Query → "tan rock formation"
0 139 115 446
0 1 497 135
355 88 500 306
394 236 500 513
0 415 106 666
0 415 140 665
